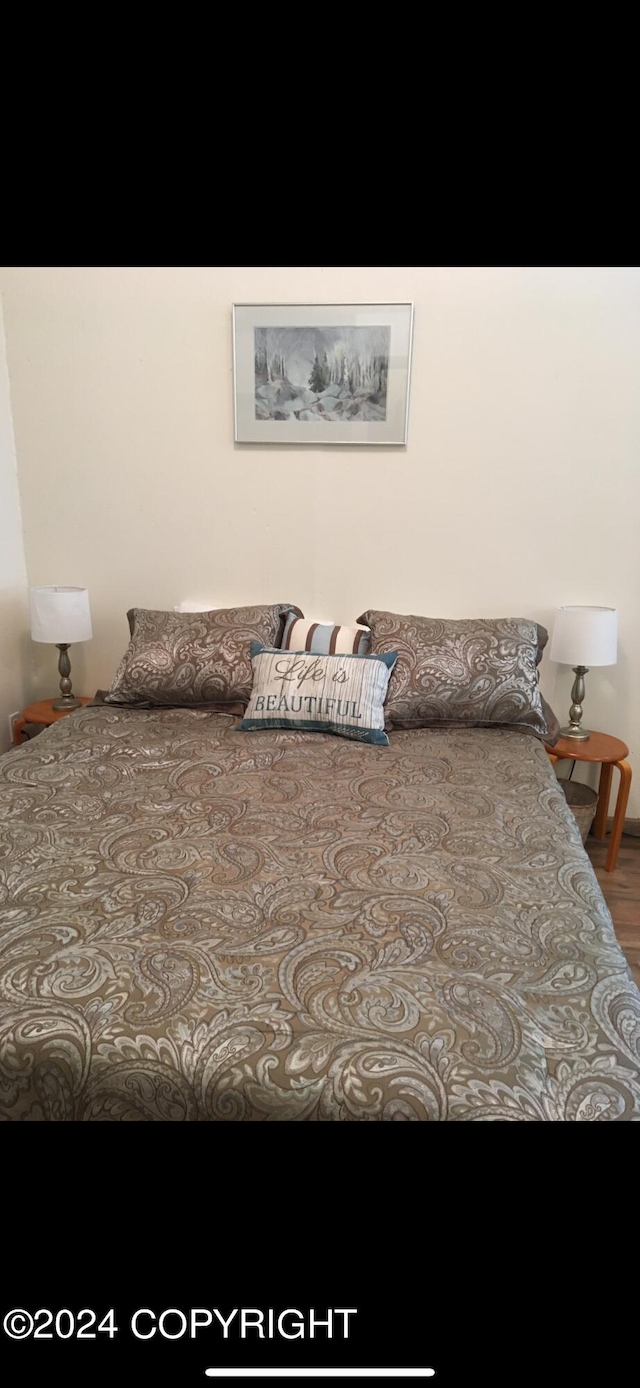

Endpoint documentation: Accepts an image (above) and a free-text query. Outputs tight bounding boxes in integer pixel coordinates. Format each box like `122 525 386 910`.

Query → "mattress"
0 705 638 1120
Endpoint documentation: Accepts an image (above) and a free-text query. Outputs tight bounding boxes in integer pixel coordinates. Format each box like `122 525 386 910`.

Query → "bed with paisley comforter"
1 703 639 1120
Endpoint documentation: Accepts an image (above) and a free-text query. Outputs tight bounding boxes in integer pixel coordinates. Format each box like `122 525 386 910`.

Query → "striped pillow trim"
281 615 371 656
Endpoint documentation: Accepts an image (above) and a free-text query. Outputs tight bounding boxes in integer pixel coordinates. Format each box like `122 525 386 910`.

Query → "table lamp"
30 586 93 709
549 605 617 741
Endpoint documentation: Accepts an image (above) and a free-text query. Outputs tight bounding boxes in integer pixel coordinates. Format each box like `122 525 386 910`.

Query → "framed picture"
233 302 414 445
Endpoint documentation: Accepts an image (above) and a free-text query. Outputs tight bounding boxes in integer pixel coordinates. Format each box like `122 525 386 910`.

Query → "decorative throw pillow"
357 610 556 739
105 604 302 708
237 643 398 745
281 614 371 655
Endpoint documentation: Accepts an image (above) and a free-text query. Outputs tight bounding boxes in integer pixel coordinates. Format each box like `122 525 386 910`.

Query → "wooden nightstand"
546 730 632 873
12 697 93 747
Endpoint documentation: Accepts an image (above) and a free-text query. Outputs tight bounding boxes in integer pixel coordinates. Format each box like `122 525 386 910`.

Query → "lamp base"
53 643 80 710
560 724 590 741
561 666 591 742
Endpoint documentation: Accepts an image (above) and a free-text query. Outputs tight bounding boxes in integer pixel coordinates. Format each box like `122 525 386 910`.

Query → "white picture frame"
233 302 414 445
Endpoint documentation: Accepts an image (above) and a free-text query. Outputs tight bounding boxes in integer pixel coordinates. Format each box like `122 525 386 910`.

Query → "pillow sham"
281 614 371 655
237 643 398 745
531 622 560 746
357 610 556 740
105 604 302 708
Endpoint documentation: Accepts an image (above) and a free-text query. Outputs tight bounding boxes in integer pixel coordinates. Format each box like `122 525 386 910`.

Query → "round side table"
12 697 93 747
545 730 632 872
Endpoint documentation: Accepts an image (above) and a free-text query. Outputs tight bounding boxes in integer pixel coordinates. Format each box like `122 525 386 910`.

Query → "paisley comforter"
1 705 638 1120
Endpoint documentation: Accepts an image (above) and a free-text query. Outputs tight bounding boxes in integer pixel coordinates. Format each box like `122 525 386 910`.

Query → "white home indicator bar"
205 1372 435 1380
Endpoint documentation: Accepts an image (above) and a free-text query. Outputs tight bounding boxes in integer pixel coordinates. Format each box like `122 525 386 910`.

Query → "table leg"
12 716 26 747
605 760 632 872
593 762 613 840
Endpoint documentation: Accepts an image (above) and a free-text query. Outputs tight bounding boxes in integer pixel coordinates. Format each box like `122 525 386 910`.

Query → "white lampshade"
30 587 93 644
550 605 617 667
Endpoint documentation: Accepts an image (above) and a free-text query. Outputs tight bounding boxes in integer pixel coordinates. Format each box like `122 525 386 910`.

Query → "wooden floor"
587 834 640 985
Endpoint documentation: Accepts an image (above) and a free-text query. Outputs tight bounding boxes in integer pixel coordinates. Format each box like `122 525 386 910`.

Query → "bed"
1 703 639 1119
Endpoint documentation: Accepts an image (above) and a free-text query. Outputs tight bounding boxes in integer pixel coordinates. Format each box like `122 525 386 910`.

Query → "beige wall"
0 297 29 749
1 266 638 810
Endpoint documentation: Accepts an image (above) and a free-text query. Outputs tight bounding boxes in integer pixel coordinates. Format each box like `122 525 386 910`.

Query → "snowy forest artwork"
254 325 390 424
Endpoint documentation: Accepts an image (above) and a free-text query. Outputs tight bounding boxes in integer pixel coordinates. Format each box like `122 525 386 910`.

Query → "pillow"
237 643 398 745
105 604 302 708
540 695 560 747
281 614 371 656
279 619 369 655
531 622 560 746
357 610 556 739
